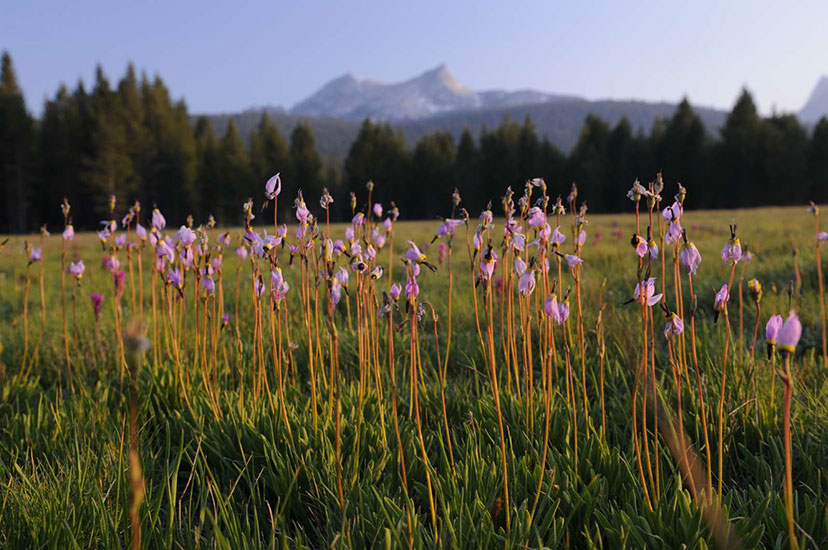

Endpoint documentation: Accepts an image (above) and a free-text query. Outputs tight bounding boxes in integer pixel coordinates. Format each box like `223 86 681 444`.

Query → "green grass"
0 205 827 548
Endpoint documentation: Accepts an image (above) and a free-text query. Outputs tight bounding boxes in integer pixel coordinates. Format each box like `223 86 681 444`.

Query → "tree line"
2 51 827 233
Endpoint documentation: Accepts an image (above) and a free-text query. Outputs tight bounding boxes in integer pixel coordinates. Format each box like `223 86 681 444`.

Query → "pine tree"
250 112 290 219
289 122 323 206
215 119 253 224
344 119 409 209
411 131 456 218
808 118 828 204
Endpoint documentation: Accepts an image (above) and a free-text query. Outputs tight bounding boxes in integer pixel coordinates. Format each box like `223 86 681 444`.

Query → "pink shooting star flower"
221 313 230 327
63 224 75 241
721 230 742 264
551 226 566 246
777 311 802 355
373 203 383 218
106 255 120 273
437 242 448 265
577 230 587 247
113 270 126 297
135 224 147 241
167 268 184 291
330 279 343 306
435 219 464 240
255 276 266 297
631 234 648 258
202 277 216 295
96 228 110 243
371 266 383 280
91 293 104 321
681 241 702 275
662 201 683 222
177 226 196 247
352 212 365 227
365 245 377 261
564 254 583 270
544 296 570 325
818 231 828 241
713 284 729 323
68 260 85 282
405 276 419 300
665 220 683 245
479 209 494 229
518 270 536 296
648 239 659 260
633 278 663 306
495 276 504 294
511 233 526 251
664 313 684 337
28 247 42 264
384 217 393 233
514 257 528 276
345 226 355 243
265 173 281 200
235 246 248 260
390 283 402 301
765 314 784 358
478 247 498 283
151 208 166 231
114 233 127 249
526 206 546 228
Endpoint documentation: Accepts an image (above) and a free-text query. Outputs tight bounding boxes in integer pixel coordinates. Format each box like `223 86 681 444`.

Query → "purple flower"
527 206 546 228
167 268 183 289
330 279 343 305
295 200 312 225
336 266 350 288
265 173 281 199
713 284 729 323
352 212 365 227
405 276 419 300
681 242 702 275
202 277 216 295
551 226 566 246
106 255 120 273
777 311 802 355
390 283 402 301
648 240 659 260
113 270 126 297
518 270 536 296
634 278 663 306
255 276 265 297
371 266 383 280
91 293 104 321
29 247 42 263
632 235 648 258
662 201 683 222
151 208 166 231
479 249 498 281
63 225 75 241
221 313 230 326
544 296 569 325
68 260 85 281
405 241 427 264
384 218 393 232
479 209 493 228
236 246 248 260
373 203 383 218
577 230 587 246
818 231 828 241
436 219 464 239
271 268 290 303
136 224 147 241
721 238 742 264
177 226 196 247
564 254 582 270
345 226 355 243
765 313 783 350
664 313 684 337
514 257 528 276
665 220 683 245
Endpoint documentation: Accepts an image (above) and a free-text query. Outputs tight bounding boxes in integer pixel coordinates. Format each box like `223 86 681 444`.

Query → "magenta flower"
29 247 42 264
437 242 447 264
632 235 648 258
113 270 126 297
136 224 147 241
330 279 343 306
405 241 427 264
352 212 365 227
202 276 216 295
390 282 402 301
335 266 349 288
765 313 783 358
235 245 248 260
345 226 355 243
648 239 659 260
518 270 536 296
151 208 166 231
681 241 702 275
577 230 587 246
63 225 75 241
177 226 196 247
436 218 464 239
544 296 569 325
365 245 377 261
479 248 498 282
91 293 104 321
405 276 419 300
371 266 383 280
271 270 290 304
384 218 393 233
514 257 527 276
662 201 683 222
527 206 546 228
106 255 120 273
167 267 183 290
564 254 582 270
551 226 566 246
634 278 663 306
664 313 684 337
372 229 387 249
373 203 383 218
265 173 281 199
295 200 312 225
713 284 729 323
68 260 85 281
721 238 742 264
777 311 802 355
665 220 682 245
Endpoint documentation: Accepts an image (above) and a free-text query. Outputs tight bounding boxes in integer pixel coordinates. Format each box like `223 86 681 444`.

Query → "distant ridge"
800 76 828 122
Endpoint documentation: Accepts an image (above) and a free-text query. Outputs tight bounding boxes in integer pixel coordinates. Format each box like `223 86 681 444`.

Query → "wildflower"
626 179 649 202
631 234 648 257
648 239 659 260
765 314 783 358
271 269 289 303
28 247 42 264
564 254 582 270
437 242 447 264
514 257 527 276
777 312 802 355
63 224 75 241
818 232 828 241
91 293 104 321
235 246 248 260
664 313 684 337
390 283 402 301
167 268 183 290
384 218 393 233
721 225 742 264
551 226 566 246
113 270 126 297
665 220 682 245
405 276 419 300
748 278 762 303
136 224 147 241
373 203 383 218
255 276 266 297
713 284 728 323
177 226 197 247
295 196 312 225
222 313 230 326
435 218 464 240
662 201 683 222
681 241 702 275
319 187 334 209
202 277 216 295
68 260 85 282
634 278 663 306
107 255 120 273
518 270 536 296
577 230 587 246
265 173 281 199
527 206 546 228
151 208 166 231
365 245 377 261
404 241 427 265
544 296 570 324
371 266 383 280
114 233 127 249
479 247 498 282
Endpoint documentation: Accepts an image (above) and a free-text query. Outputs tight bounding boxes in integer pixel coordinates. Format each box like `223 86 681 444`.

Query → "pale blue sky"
4 1 827 115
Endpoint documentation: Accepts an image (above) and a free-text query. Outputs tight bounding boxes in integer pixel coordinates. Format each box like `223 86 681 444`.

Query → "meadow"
0 181 827 549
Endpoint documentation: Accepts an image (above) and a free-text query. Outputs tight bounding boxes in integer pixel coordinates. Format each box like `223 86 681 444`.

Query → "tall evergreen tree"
288 122 322 207
454 127 481 212
343 119 409 209
410 131 456 218
565 115 611 210
655 98 708 207
214 119 252 224
808 118 828 204
714 89 761 207
0 51 36 232
250 112 290 219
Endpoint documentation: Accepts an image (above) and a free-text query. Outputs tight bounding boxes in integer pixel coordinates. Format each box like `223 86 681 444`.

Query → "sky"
4 1 828 116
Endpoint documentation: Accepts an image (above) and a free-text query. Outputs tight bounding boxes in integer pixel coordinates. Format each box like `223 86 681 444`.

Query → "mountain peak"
800 75 828 122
